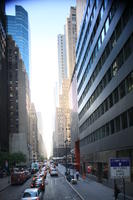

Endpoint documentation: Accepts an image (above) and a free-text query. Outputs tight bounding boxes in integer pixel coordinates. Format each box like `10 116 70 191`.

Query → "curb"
0 184 10 193
58 170 85 200
65 178 85 200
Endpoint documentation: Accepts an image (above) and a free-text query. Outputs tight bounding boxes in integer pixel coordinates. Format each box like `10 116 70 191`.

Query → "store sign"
110 158 130 179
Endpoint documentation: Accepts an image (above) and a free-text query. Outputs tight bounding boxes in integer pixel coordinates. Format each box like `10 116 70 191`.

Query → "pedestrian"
76 170 79 181
114 182 120 200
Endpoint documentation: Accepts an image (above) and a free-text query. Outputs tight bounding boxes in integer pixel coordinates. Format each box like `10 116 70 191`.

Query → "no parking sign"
110 158 130 179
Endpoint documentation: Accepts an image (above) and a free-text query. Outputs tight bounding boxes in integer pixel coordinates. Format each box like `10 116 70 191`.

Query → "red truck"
11 170 26 185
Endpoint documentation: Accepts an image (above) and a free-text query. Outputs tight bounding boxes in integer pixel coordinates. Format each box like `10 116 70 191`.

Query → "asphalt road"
0 172 81 200
43 172 81 200
0 177 32 200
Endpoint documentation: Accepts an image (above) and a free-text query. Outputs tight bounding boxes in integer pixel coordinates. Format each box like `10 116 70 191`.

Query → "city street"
0 176 32 200
0 166 133 200
43 172 81 200
0 171 81 200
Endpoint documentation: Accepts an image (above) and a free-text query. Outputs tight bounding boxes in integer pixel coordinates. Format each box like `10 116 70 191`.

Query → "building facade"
6 5 29 75
54 107 66 157
69 0 87 171
29 103 39 162
66 7 77 80
54 7 77 157
57 34 67 94
0 0 8 152
7 35 30 162
76 0 133 185
69 69 80 170
76 0 87 37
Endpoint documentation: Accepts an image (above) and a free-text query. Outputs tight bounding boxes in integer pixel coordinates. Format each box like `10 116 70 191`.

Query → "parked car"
21 188 42 200
50 168 58 176
31 173 39 188
24 169 31 180
0 169 7 178
35 178 45 191
11 170 26 185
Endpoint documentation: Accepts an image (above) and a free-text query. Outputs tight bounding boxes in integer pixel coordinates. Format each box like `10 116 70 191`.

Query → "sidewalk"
0 176 11 192
58 164 133 200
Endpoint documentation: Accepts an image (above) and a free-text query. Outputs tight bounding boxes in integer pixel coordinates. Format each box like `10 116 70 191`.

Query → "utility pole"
64 139 68 174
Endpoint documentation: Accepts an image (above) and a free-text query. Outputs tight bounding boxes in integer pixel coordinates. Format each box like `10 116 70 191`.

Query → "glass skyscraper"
6 5 29 75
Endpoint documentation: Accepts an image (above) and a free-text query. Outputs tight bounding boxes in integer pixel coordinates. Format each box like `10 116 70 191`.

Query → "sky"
6 0 76 158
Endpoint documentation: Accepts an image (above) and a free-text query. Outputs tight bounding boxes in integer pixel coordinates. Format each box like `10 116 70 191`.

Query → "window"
109 93 113 108
128 107 133 126
96 0 98 9
102 75 107 88
101 28 105 43
101 103 104 115
105 123 110 136
100 6 104 19
107 68 112 83
126 72 133 93
124 37 132 60
104 0 108 9
105 43 110 57
10 93 13 97
116 50 124 69
101 51 106 66
112 61 118 76
119 81 126 99
116 19 122 40
102 126 105 138
98 37 101 50
113 88 119 104
122 7 130 27
109 2 116 22
121 112 128 129
115 116 120 132
110 32 116 49
110 120 115 134
104 99 108 112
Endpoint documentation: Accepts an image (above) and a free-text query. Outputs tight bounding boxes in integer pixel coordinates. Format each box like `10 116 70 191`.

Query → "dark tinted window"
128 108 133 126
121 112 128 129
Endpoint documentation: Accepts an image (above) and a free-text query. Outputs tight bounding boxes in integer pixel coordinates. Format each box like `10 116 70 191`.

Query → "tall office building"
6 5 29 75
76 0 87 37
54 107 66 157
53 78 71 157
69 69 80 170
76 0 133 189
66 7 77 80
69 1 87 171
29 103 38 161
7 35 30 162
57 34 67 94
0 0 8 151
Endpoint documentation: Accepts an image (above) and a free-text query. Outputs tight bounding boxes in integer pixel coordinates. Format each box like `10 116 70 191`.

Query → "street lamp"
64 139 68 175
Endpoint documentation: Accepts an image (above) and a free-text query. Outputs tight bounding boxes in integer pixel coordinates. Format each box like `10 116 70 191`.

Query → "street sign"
110 158 130 179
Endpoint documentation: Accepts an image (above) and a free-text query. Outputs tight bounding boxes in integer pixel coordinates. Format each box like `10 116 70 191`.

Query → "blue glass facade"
7 5 29 75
